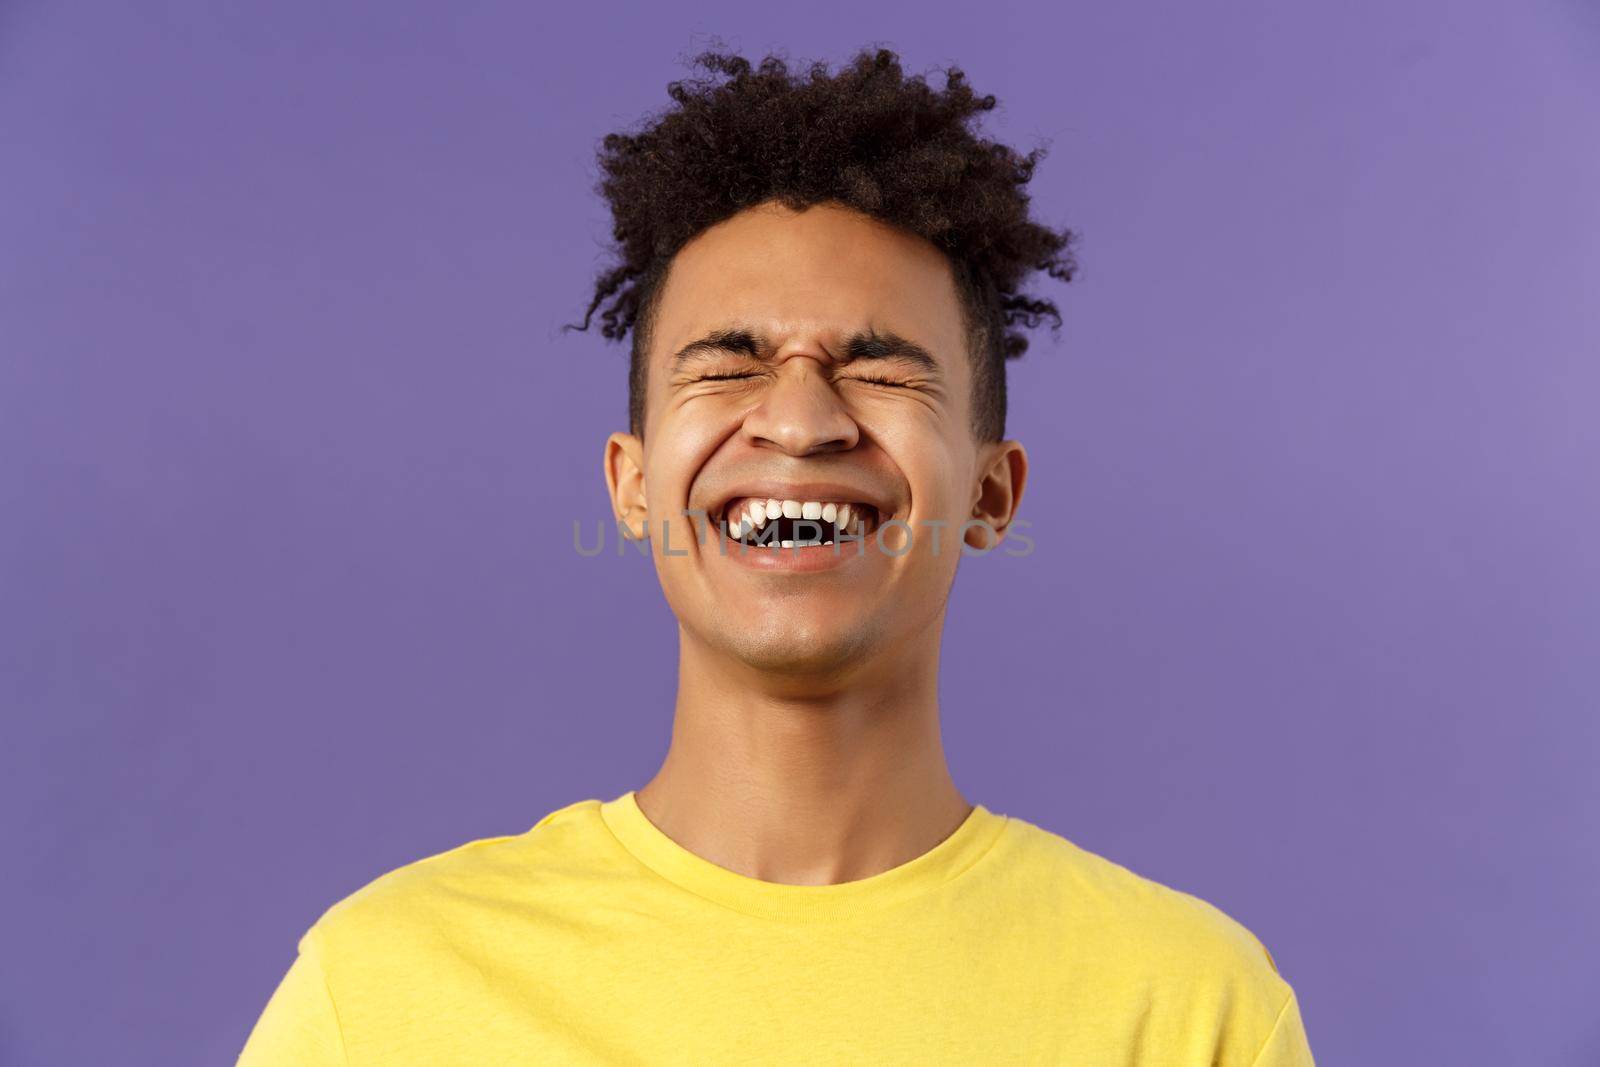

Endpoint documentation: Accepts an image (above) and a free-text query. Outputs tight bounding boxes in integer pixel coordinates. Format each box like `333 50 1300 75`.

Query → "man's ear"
604 432 648 540
966 439 1028 551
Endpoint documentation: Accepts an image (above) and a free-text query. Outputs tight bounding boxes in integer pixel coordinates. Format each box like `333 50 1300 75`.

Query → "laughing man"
240 49 1316 1066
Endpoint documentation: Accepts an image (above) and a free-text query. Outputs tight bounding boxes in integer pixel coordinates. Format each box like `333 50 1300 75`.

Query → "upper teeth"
725 497 866 545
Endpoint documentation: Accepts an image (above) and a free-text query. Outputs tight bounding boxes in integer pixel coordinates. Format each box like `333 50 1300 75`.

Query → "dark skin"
604 200 1028 884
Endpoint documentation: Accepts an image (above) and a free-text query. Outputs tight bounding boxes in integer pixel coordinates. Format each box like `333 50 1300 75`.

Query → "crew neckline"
598 789 1009 921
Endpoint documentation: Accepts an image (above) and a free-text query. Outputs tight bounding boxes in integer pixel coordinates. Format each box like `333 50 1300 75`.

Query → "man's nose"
740 356 860 456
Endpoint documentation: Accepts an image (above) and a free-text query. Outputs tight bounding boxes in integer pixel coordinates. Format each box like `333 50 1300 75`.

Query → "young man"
240 50 1315 1065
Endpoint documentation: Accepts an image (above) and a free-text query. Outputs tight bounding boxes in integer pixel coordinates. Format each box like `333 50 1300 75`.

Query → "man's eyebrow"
670 328 767 370
668 326 941 375
840 329 940 375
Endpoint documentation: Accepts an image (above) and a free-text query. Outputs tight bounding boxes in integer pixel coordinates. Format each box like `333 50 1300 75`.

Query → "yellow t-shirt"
238 792 1315 1065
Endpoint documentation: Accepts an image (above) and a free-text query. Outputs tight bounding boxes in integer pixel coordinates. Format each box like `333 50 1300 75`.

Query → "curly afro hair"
572 47 1077 441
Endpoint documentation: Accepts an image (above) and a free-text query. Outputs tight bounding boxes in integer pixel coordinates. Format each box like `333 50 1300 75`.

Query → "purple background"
3 2 1596 1064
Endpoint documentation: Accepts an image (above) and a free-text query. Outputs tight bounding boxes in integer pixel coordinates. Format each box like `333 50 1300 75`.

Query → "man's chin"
717 621 878 680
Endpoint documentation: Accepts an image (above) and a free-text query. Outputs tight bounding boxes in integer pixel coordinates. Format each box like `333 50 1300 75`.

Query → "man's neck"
633 629 970 886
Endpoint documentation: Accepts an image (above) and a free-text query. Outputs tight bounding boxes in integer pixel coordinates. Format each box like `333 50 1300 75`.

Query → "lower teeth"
732 537 837 548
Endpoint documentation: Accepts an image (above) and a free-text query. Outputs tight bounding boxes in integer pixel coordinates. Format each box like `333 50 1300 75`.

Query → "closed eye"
843 375 912 388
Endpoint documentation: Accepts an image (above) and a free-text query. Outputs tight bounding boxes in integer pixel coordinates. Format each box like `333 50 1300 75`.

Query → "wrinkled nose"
740 356 860 456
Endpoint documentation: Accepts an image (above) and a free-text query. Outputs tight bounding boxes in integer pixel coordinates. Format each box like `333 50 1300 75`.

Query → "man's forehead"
652 256 965 371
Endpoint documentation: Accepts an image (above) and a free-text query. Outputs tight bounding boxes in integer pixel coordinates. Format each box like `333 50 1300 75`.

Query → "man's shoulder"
995 813 1288 987
305 797 609 943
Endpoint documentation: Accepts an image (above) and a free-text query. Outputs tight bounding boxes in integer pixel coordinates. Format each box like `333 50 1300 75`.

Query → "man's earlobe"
966 439 1028 550
604 432 649 540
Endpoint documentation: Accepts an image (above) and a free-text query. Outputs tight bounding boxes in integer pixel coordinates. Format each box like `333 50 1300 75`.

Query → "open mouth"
719 496 883 548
